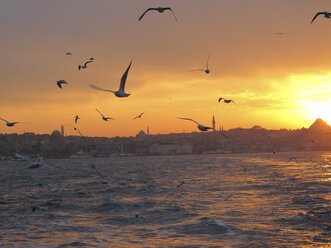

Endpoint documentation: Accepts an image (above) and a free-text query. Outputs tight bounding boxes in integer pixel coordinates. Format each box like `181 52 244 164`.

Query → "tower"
147 126 150 135
212 115 216 132
61 125 64 136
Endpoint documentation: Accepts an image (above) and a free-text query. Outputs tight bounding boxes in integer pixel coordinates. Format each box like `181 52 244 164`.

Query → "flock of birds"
0 7 330 135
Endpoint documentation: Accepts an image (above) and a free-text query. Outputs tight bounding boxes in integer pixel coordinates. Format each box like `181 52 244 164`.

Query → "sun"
304 100 331 124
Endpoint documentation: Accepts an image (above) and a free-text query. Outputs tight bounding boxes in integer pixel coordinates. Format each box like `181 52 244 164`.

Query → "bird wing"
164 7 178 21
84 60 93 66
90 84 115 93
119 60 132 91
178 117 199 125
15 153 33 163
0 118 9 124
138 8 156 21
95 108 105 117
230 100 237 104
57 82 62 88
218 98 223 102
40 162 56 169
311 12 323 23
187 69 205 72
206 52 211 69
92 164 109 183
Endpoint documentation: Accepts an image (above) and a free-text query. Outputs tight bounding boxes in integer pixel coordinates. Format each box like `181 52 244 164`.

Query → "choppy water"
0 151 330 248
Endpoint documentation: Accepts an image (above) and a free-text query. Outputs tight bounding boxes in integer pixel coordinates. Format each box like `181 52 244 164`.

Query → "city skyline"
0 0 331 137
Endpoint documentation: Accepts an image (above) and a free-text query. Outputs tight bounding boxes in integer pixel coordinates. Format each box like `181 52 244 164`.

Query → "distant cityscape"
0 118 330 159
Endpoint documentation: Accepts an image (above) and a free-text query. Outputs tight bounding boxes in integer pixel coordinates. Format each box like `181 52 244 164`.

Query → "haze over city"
0 0 330 138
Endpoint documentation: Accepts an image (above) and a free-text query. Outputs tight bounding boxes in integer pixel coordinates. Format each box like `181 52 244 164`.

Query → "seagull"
90 60 132 98
276 32 284 35
38 183 58 192
138 7 177 21
311 11 331 23
218 98 236 104
178 117 213 132
0 118 22 127
224 194 234 201
95 108 114 121
15 153 55 169
134 213 149 225
176 181 185 188
78 60 93 70
91 164 110 184
187 53 211 74
66 124 83 136
289 157 297 161
133 112 145 120
56 80 68 89
75 115 80 124
65 52 72 55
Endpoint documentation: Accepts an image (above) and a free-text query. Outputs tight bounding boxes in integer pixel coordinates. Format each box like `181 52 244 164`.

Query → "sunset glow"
0 0 330 137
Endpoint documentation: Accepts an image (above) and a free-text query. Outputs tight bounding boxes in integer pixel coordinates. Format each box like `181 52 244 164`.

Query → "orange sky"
0 0 330 137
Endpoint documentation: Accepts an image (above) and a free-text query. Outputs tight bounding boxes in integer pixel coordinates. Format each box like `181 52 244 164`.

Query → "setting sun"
304 99 331 125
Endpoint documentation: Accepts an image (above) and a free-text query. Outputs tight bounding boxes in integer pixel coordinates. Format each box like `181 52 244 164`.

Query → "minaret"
212 115 216 132
147 126 150 135
61 125 65 136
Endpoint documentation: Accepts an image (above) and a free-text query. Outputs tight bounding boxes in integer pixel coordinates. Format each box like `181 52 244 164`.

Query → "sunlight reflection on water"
0 151 330 247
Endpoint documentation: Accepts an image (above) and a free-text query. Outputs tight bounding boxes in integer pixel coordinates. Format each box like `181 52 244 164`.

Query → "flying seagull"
178 117 213 132
218 98 236 104
57 80 68 89
176 181 185 188
187 53 211 74
95 108 114 121
78 60 93 70
0 118 22 127
38 183 58 192
15 153 55 169
90 60 132 97
91 164 110 184
75 115 80 124
65 52 72 55
311 11 331 23
138 7 177 21
66 124 83 137
133 112 145 120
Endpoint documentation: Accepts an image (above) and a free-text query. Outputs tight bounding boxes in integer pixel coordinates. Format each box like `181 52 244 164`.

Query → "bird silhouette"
138 7 177 21
78 60 93 70
311 11 331 23
133 112 145 120
90 60 132 98
218 98 236 104
56 80 68 89
178 117 213 132
95 108 114 121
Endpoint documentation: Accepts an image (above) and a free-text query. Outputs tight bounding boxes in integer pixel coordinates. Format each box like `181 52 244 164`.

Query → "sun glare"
304 100 331 124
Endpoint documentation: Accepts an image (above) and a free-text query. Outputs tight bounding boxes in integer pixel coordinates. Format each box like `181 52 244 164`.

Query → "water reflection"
0 151 330 247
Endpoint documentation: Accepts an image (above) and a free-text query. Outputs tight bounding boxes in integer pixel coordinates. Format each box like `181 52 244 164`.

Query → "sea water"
0 151 330 247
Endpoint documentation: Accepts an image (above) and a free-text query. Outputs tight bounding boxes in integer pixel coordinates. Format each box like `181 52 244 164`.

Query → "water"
0 151 330 247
